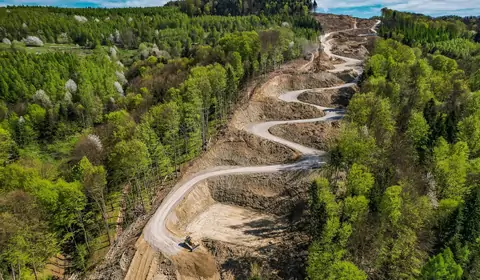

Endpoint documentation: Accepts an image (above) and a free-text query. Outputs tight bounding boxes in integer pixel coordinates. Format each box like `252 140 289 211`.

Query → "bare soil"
315 13 356 32
298 86 358 108
160 169 317 279
269 121 340 151
357 18 378 29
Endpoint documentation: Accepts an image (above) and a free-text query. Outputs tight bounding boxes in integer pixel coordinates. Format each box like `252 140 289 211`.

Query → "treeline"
0 6 319 49
379 8 472 46
0 5 320 279
425 38 480 59
438 15 480 42
379 9 480 94
307 36 480 279
167 0 314 17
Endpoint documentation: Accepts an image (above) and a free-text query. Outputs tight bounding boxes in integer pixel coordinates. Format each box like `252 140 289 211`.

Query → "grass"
0 42 93 55
0 42 138 58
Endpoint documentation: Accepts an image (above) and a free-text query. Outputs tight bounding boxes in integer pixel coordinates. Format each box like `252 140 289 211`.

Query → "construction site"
89 14 380 280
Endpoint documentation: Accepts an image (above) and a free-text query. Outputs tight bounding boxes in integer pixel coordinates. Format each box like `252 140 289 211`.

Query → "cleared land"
91 14 379 280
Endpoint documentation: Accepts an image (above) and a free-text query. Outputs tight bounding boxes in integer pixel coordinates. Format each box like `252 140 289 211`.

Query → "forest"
306 9 480 280
0 5 320 279
166 0 315 17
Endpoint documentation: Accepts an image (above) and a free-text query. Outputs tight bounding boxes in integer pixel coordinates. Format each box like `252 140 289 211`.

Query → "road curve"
144 20 380 256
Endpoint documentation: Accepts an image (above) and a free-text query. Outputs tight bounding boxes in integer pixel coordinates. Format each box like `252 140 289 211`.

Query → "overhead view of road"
143 20 381 257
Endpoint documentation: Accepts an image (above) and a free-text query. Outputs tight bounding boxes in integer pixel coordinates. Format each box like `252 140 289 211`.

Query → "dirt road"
143 21 380 257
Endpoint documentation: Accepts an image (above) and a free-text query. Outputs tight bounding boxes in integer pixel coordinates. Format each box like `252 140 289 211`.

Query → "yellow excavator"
184 236 199 252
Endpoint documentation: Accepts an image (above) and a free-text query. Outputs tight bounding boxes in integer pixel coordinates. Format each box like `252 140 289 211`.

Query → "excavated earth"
330 30 378 59
269 121 340 151
315 13 376 33
298 86 358 108
88 13 377 280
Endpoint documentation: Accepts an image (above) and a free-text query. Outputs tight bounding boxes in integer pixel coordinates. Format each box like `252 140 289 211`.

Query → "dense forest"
166 0 315 17
0 6 319 49
0 4 320 279
379 8 478 45
306 9 480 280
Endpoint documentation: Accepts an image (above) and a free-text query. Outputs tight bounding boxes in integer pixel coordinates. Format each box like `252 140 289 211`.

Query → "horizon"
0 1 479 19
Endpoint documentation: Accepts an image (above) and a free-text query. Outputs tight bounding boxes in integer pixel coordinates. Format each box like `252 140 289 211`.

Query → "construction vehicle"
184 236 199 252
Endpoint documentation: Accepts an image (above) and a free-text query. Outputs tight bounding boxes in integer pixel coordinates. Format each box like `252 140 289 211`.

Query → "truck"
184 235 199 252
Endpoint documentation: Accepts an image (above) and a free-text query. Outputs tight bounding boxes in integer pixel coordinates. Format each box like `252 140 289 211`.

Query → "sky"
314 0 480 18
0 0 479 19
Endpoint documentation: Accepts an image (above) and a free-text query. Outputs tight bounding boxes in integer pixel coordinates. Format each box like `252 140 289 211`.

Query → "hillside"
0 5 320 279
2 4 480 280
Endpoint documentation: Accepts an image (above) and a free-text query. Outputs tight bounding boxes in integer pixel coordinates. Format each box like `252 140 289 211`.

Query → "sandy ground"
186 203 286 247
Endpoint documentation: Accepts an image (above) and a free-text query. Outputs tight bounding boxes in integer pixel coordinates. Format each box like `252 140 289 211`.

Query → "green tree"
420 248 463 280
108 139 151 183
0 128 15 165
330 261 367 280
336 124 377 166
346 163 374 196
380 185 403 226
433 138 470 200
79 157 112 244
458 113 480 157
105 110 136 145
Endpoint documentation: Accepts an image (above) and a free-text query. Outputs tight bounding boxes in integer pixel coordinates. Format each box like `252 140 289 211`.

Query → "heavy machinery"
184 236 199 252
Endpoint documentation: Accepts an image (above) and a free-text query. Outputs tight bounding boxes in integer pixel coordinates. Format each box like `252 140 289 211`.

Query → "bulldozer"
184 235 199 252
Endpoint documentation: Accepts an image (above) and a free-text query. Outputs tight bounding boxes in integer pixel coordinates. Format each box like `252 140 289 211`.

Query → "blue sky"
314 0 480 18
0 0 479 19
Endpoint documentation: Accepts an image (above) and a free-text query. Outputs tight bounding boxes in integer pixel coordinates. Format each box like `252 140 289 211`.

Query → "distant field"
0 42 139 62
0 42 94 55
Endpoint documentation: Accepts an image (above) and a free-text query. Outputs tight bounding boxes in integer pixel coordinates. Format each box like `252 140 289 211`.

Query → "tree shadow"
221 256 256 280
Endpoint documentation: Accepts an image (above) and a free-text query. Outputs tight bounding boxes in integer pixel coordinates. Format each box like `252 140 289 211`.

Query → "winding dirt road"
143 20 381 257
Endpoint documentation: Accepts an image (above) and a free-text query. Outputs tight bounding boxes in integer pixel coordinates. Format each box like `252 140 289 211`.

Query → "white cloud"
317 0 480 17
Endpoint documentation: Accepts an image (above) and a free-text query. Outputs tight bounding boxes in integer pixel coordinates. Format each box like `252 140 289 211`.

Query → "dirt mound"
209 172 312 216
172 250 218 279
231 72 341 131
263 98 323 120
331 39 369 60
269 122 340 151
330 29 378 57
313 14 376 33
168 182 215 236
298 86 358 108
312 51 335 72
203 231 311 279
249 72 343 100
357 18 378 29
315 13 356 32
290 72 343 90
182 130 296 172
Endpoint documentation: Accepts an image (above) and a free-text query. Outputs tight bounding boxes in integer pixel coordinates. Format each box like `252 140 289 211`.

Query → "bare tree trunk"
77 210 90 252
201 107 207 151
17 262 21 280
97 200 112 245
11 264 15 280
32 264 38 280
205 108 209 150
135 180 146 212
